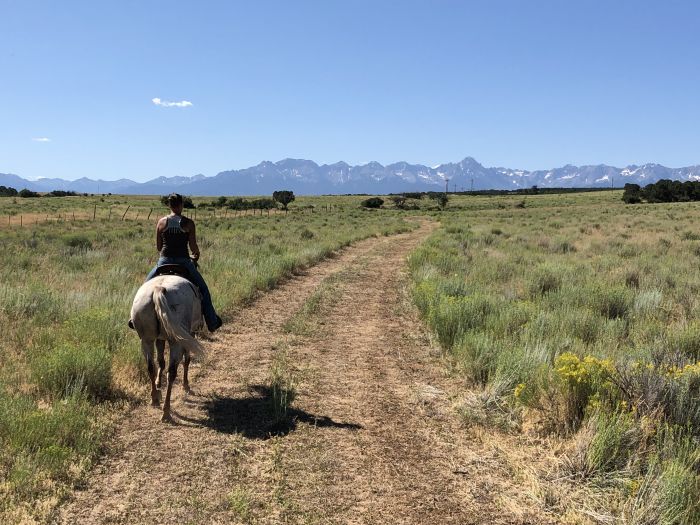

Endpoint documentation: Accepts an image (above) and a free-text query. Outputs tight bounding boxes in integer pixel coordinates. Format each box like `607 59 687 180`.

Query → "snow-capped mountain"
3 157 700 196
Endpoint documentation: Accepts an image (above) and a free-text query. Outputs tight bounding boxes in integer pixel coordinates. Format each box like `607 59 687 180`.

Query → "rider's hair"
167 193 184 208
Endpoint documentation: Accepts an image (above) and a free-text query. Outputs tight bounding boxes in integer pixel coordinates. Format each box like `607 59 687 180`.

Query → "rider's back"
161 215 190 258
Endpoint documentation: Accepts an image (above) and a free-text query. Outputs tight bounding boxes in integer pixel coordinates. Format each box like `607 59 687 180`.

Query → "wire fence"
2 203 342 228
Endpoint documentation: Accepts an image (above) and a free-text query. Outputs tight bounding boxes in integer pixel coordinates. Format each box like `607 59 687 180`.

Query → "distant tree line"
0 186 85 198
0 185 18 197
622 180 700 204
173 191 295 211
389 187 617 197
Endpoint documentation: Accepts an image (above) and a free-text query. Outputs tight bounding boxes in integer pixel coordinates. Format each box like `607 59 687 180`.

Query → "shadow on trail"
175 384 362 439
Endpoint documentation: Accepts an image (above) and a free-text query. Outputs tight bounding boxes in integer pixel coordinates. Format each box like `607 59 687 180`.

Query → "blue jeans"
146 256 219 330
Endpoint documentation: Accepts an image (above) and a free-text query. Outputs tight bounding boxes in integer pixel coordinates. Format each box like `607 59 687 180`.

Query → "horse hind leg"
140 339 160 406
155 339 166 389
182 349 191 394
162 342 184 422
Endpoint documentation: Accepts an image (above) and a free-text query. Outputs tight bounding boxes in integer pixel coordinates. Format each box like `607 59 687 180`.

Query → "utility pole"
444 177 450 195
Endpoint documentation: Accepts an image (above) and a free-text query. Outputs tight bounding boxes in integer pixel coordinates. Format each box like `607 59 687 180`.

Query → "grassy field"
0 193 415 522
409 191 700 523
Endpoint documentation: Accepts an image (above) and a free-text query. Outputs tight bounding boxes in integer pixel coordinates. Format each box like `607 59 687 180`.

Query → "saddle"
153 264 192 281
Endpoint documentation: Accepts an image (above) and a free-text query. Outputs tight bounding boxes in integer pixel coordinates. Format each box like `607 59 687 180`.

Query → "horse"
130 272 204 421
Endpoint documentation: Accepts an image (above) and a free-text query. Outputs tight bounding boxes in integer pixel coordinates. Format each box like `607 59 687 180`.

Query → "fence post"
147 208 153 220
72 212 75 221
108 208 112 221
93 204 97 221
121 206 130 220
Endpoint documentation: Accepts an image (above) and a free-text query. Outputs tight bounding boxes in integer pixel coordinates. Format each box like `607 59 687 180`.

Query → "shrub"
589 285 633 319
62 234 92 251
361 197 384 209
517 352 617 433
299 228 315 240
31 344 112 400
426 293 498 350
428 192 449 209
453 333 502 385
529 265 563 297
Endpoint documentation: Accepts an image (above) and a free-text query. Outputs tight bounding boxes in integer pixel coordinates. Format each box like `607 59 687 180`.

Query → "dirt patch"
56 220 556 524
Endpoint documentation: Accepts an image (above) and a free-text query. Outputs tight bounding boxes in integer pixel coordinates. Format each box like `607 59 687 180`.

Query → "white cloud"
152 97 193 108
32 137 51 142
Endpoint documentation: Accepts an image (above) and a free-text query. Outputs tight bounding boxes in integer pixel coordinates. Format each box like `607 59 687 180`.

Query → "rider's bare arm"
155 217 166 253
186 220 201 260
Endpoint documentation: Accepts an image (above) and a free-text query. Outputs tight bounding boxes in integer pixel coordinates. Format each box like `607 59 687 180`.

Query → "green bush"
31 344 112 400
62 234 92 251
361 197 384 209
529 265 563 297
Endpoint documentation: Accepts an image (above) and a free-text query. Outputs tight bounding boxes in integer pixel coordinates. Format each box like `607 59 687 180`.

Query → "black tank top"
160 215 190 258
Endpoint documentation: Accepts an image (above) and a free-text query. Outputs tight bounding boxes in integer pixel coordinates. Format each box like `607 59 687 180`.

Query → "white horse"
130 274 204 421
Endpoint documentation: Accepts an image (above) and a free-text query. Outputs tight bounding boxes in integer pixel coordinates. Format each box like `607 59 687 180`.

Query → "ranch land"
2 190 700 524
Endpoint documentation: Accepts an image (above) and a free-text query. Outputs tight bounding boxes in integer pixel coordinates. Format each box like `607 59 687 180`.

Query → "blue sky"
1 0 699 182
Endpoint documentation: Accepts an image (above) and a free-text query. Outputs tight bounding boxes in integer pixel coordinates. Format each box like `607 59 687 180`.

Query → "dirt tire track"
56 220 553 524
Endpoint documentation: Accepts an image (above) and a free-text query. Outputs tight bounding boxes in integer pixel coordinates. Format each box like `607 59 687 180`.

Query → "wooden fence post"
93 204 97 221
147 208 153 220
108 208 112 221
121 206 130 220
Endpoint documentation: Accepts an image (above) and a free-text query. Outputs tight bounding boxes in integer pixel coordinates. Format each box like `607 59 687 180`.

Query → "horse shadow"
175 384 362 440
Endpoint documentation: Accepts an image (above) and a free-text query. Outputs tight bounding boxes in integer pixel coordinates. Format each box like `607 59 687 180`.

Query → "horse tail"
152 285 204 358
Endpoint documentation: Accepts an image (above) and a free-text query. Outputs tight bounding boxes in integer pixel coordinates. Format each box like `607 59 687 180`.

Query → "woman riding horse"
131 193 222 332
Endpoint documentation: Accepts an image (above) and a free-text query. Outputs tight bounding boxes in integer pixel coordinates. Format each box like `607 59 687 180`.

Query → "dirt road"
56 221 553 524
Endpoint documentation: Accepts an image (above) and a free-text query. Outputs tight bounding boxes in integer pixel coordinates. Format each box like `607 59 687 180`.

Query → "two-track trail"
56 220 553 525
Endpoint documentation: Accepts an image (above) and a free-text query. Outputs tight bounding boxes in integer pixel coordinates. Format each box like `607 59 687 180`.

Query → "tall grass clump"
30 344 112 400
269 346 297 424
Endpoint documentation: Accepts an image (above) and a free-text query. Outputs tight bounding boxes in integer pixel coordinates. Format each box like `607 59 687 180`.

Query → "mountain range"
3 157 700 196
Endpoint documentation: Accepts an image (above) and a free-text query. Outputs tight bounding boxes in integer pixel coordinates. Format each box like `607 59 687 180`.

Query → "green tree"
428 192 449 209
18 188 39 198
622 183 642 204
273 190 295 210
